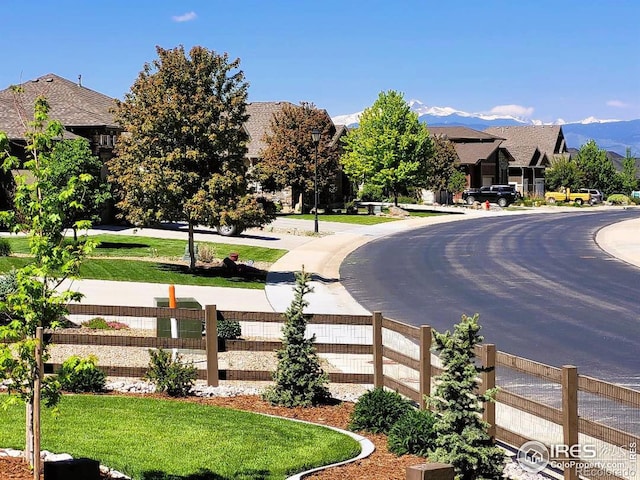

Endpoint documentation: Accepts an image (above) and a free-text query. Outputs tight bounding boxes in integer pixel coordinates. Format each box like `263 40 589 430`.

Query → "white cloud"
172 11 197 22
606 100 628 108
487 104 535 118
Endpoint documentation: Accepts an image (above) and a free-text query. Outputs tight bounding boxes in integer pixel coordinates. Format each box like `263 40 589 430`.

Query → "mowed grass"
0 395 360 479
0 235 287 289
279 209 447 225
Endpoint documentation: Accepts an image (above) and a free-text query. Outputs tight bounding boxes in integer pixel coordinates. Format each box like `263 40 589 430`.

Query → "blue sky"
3 0 639 123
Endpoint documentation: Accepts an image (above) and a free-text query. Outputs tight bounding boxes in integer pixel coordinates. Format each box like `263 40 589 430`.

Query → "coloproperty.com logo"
517 441 597 473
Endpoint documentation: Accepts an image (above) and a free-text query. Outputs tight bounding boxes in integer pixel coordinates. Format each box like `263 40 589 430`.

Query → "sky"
2 0 639 124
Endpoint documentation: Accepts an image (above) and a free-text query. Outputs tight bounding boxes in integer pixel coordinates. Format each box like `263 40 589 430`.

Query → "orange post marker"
169 285 176 308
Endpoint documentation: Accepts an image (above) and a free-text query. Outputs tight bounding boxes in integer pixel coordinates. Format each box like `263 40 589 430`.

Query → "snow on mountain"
331 100 624 127
330 100 640 156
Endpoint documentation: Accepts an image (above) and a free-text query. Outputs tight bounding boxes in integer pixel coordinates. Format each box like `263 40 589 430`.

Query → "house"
0 73 120 210
244 101 350 211
427 126 510 190
485 125 569 196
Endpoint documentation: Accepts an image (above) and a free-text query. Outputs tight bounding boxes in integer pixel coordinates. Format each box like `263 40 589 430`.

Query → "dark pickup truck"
462 185 520 207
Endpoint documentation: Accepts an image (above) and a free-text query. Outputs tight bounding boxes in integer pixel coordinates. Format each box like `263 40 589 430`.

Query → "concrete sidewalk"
16 205 638 312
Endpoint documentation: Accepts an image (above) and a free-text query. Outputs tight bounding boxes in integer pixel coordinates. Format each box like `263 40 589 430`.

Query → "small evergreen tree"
429 314 505 480
263 269 330 407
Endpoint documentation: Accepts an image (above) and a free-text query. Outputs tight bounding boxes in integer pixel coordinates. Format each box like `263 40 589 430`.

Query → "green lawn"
0 235 287 289
277 210 447 225
0 395 359 479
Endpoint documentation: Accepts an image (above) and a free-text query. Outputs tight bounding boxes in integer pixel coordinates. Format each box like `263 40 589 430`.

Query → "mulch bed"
1 393 425 480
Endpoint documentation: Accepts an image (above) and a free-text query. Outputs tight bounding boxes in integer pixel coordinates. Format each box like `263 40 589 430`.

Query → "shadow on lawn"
141 468 270 479
155 263 268 283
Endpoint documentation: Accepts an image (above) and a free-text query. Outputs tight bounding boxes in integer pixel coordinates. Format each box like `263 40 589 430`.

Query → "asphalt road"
341 209 640 386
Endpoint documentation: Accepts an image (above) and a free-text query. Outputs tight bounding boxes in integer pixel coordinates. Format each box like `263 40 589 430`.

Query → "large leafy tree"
109 45 274 269
341 90 433 205
253 102 340 211
0 95 95 468
545 155 583 192
48 138 111 240
574 140 620 195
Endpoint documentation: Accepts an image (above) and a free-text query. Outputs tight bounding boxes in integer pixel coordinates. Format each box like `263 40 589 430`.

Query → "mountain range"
332 100 640 156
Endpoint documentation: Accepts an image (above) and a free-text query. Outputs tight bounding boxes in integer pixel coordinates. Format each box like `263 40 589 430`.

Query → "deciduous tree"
341 90 432 205
429 134 457 193
253 102 340 211
48 138 111 240
545 155 583 192
0 96 95 468
109 45 274 269
574 140 620 195
617 147 639 194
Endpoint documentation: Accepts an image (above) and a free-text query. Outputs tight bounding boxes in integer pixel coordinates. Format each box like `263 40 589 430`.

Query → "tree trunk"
188 220 196 270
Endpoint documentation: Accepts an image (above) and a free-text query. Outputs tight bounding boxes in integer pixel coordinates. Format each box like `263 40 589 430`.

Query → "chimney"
78 74 82 87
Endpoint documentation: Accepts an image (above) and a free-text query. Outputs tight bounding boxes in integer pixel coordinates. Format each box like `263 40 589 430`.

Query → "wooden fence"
38 304 640 480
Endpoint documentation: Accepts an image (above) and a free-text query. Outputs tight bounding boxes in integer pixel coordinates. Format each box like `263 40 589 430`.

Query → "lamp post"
311 129 321 233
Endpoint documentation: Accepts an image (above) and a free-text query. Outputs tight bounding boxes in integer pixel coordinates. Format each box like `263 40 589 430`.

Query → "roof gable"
0 73 118 139
244 101 295 158
484 125 566 156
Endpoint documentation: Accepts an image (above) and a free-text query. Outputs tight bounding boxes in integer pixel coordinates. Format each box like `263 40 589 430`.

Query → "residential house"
0 73 120 210
244 101 350 211
427 126 510 195
485 125 569 196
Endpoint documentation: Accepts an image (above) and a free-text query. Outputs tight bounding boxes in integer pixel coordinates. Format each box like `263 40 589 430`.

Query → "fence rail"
37 303 640 480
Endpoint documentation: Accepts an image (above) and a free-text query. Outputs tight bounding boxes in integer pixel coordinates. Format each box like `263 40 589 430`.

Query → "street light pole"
311 129 321 234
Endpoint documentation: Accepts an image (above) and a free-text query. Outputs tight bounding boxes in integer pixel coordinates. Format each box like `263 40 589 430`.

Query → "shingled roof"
428 126 504 165
244 101 295 158
0 73 118 140
484 125 566 167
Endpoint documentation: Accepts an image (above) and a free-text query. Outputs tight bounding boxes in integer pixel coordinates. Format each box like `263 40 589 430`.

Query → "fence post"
419 325 432 409
373 311 383 388
562 365 578 480
479 344 496 440
205 305 219 387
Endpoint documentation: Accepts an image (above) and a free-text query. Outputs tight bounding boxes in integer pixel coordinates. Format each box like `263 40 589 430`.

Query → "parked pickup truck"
544 188 591 205
462 185 520 207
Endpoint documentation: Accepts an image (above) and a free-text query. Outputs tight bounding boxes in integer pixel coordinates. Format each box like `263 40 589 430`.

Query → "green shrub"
0 269 18 301
607 194 630 205
57 355 106 393
359 184 385 202
82 317 110 329
81 317 129 330
217 318 241 340
145 348 197 397
387 408 437 456
348 387 413 434
396 195 418 205
0 238 11 257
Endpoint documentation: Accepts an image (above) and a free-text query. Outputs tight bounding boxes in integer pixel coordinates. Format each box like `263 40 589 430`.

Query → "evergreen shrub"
348 387 413 434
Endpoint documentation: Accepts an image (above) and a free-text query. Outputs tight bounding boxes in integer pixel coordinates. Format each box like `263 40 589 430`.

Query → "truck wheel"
466 196 475 205
575 198 583 206
546 197 556 204
497 197 508 207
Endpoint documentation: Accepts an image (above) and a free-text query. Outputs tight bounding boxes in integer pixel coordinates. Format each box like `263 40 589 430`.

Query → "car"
462 185 520 207
578 188 603 204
